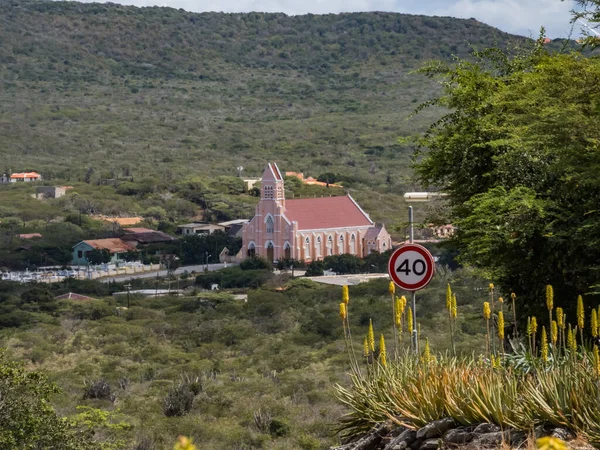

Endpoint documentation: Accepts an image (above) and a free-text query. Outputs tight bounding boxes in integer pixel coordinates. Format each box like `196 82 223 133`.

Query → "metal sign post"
388 234 436 354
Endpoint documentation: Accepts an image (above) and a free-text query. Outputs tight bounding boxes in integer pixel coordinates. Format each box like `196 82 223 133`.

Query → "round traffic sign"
388 243 435 291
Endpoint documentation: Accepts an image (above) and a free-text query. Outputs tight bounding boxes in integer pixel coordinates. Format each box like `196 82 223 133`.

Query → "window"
266 241 274 261
77 250 83 258
327 235 333 255
248 242 256 257
266 215 274 234
284 242 291 259
350 234 356 254
263 185 274 199
316 236 322 257
338 234 344 254
304 237 311 259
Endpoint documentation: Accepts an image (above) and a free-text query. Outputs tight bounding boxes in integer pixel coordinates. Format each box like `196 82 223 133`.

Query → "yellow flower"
498 296 504 304
497 311 505 340
421 338 432 364
556 307 565 329
389 281 395 296
541 326 548 362
546 285 554 311
527 317 532 337
483 302 491 320
363 336 369 357
174 436 197 450
577 295 584 331
489 283 494 290
531 316 538 336
342 285 349 305
395 297 402 328
592 309 598 338
511 292 516 301
595 346 600 377
446 284 452 311
536 436 568 450
451 293 457 319
551 321 558 346
339 302 347 321
368 319 375 352
399 296 407 314
379 334 387 366
568 325 577 353
407 306 413 333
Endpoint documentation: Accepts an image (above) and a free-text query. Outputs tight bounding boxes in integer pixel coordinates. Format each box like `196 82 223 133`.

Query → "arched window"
248 242 256 257
263 185 274 199
266 241 274 261
265 215 274 234
304 236 311 259
338 234 344 254
326 235 333 256
284 241 291 260
349 234 356 254
316 236 322 258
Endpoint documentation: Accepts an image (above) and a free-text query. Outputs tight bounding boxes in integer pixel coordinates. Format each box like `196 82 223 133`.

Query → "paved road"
100 263 234 283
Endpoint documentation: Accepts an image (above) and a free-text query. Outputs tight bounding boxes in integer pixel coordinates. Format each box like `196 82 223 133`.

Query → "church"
241 163 392 263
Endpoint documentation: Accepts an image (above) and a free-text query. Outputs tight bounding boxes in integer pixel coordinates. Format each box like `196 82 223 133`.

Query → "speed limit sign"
388 243 435 291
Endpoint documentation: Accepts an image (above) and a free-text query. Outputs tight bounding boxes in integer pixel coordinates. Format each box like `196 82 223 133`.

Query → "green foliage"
86 249 112 265
416 44 600 318
0 350 92 449
240 256 272 271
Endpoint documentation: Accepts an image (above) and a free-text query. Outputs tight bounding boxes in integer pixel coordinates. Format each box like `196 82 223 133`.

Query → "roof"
226 223 244 237
54 292 96 301
218 219 249 227
263 162 283 181
177 223 224 230
121 231 175 244
284 195 373 230
10 172 41 179
364 226 384 241
18 233 42 239
79 238 136 253
122 227 154 234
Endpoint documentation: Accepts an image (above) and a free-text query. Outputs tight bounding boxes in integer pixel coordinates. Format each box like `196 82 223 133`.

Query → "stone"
551 428 576 441
443 429 474 445
408 438 424 450
419 438 441 450
416 418 457 440
384 430 417 450
473 431 504 447
472 423 501 434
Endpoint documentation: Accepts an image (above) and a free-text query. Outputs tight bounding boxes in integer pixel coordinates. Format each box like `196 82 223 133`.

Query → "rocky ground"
331 418 595 450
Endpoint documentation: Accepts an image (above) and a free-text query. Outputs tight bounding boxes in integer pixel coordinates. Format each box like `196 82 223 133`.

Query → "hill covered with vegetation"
0 1 552 230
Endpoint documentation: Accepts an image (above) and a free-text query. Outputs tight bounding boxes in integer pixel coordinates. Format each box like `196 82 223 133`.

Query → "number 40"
397 259 426 276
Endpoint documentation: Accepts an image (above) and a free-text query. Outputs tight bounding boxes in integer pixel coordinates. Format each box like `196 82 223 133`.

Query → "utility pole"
124 283 131 308
409 206 418 354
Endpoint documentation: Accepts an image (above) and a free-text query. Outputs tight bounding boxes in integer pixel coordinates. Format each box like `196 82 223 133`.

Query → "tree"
415 39 600 318
86 249 112 265
0 350 92 449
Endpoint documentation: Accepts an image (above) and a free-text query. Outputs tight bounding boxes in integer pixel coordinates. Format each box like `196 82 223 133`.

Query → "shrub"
162 384 194 417
240 256 272 271
83 379 115 402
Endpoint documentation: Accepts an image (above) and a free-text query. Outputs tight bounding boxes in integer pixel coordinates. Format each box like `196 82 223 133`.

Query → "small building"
243 178 262 191
177 223 225 236
10 172 42 183
219 219 248 238
121 230 176 247
36 186 67 199
72 238 136 265
0 174 8 184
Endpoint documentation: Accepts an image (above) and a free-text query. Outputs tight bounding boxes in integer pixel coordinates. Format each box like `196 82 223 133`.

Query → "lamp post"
205 253 211 271
403 192 446 354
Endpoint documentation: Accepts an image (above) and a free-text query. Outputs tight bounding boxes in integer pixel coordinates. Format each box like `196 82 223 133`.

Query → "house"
285 171 343 188
72 238 136 265
242 163 392 263
243 178 262 191
177 223 225 236
218 219 248 238
36 186 67 199
10 172 42 183
121 230 175 247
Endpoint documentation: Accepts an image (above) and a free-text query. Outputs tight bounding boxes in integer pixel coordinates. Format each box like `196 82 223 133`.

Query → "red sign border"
388 243 435 291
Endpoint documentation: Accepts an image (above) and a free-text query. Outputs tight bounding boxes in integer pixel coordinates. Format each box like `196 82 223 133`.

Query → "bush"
305 260 324 276
240 256 272 271
83 379 115 402
162 384 195 417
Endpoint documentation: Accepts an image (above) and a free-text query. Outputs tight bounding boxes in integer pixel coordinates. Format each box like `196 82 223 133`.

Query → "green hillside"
0 2 562 232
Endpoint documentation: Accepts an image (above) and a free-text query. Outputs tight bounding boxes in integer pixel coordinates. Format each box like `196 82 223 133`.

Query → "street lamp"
205 253 212 271
403 191 445 354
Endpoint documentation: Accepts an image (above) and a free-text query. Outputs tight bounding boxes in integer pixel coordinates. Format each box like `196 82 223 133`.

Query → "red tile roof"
82 238 136 253
284 195 373 230
10 172 41 179
18 233 42 239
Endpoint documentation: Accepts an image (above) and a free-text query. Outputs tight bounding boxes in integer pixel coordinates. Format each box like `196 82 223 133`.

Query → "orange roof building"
285 171 342 188
9 172 42 182
72 238 136 265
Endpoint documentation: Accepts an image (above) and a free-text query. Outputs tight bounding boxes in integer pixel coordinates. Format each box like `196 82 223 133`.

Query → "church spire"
261 162 285 206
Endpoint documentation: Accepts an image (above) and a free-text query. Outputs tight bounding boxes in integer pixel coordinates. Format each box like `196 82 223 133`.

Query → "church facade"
241 163 392 263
